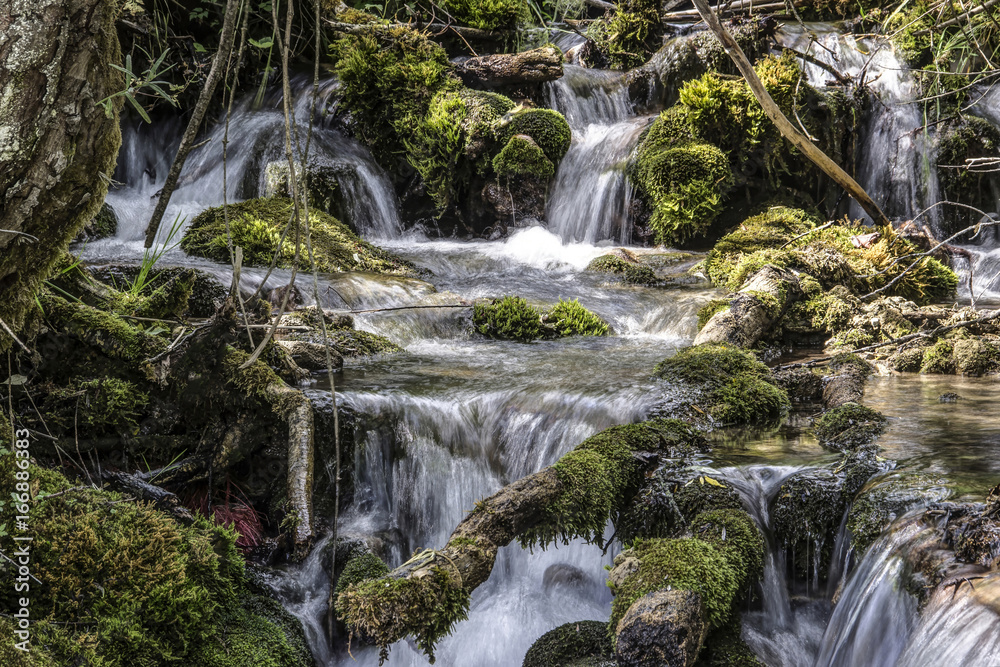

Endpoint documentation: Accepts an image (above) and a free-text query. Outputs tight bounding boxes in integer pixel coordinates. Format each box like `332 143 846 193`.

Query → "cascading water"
777 24 942 227
545 65 649 244
91 75 401 264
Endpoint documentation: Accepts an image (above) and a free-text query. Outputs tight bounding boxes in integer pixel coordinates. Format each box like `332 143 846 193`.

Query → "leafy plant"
543 299 609 337
98 49 180 123
127 213 185 297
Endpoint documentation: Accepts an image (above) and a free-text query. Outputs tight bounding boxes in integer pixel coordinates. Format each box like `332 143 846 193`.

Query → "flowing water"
78 22 1000 666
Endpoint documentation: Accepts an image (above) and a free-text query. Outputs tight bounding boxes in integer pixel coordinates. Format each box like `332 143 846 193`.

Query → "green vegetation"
335 553 390 594
474 296 543 341
608 537 739 631
520 419 706 549
847 472 951 553
474 296 609 341
654 344 790 425
919 336 1000 375
689 509 765 586
499 108 572 164
698 299 732 330
543 298 610 337
586 254 659 285
0 465 310 667
586 0 665 70
493 135 555 179
180 198 412 274
45 377 149 435
439 0 527 30
522 621 615 666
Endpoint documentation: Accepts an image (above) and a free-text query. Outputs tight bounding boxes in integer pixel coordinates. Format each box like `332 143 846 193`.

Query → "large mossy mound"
585 0 667 70
630 53 851 245
522 620 615 667
180 197 412 274
0 462 310 667
586 254 660 285
331 24 570 217
335 553 390 594
654 343 790 425
542 298 610 337
703 206 957 305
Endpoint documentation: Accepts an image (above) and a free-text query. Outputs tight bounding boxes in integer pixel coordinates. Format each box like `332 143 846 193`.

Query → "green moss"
543 298 609 337
180 198 411 274
698 619 766 666
331 26 457 163
698 299 731 330
847 472 951 553
46 377 149 435
439 0 528 30
814 402 887 451
586 254 659 285
689 510 765 586
405 90 469 211
921 339 956 374
772 468 844 579
587 0 663 70
336 566 470 663
500 108 572 164
474 295 543 342
523 621 615 667
292 327 403 358
493 134 555 179
0 466 309 667
654 344 790 425
630 141 733 245
132 268 195 320
521 419 706 549
335 553 390 594
609 538 738 631
953 338 1000 375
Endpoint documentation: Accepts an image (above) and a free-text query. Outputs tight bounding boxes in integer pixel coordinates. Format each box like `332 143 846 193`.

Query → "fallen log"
454 46 564 89
694 265 802 348
102 470 195 524
336 419 704 663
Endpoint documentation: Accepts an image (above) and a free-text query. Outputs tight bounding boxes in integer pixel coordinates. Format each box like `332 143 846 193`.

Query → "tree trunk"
455 46 564 89
0 0 123 353
694 265 802 348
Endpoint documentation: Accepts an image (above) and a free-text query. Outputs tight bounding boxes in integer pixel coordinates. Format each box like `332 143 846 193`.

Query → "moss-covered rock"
918 336 1000 375
78 201 118 241
654 344 790 425
43 377 149 436
523 620 615 667
847 472 951 553
586 254 659 285
814 402 887 451
520 419 707 549
609 538 739 632
180 197 412 274
542 298 610 337
439 0 527 30
586 0 664 70
0 464 311 667
772 468 844 580
335 553 390 594
499 108 572 165
689 509 765 586
493 134 555 179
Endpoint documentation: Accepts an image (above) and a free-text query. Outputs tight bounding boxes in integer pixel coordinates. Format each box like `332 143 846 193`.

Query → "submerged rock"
522 620 614 667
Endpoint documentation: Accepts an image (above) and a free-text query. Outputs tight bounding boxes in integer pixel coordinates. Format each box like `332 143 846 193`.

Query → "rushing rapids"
68 17 1000 667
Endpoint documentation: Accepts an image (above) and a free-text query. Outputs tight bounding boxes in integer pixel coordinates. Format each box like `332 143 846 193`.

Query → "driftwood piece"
690 0 891 225
103 470 195 524
694 265 802 348
455 46 564 89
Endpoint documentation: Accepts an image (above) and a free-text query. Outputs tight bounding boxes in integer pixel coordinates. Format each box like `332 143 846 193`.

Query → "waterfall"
777 24 942 228
95 75 401 261
545 65 648 244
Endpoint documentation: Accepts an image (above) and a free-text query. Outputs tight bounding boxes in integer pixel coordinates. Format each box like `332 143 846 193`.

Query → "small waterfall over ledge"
545 65 649 244
95 75 402 260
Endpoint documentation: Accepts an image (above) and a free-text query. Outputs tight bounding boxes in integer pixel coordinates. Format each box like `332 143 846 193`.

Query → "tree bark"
0 0 123 353
694 265 802 348
455 46 564 89
690 0 891 226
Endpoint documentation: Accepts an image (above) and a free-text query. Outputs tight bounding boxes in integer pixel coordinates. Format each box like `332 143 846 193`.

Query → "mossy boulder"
814 402 887 451
920 336 1000 375
493 134 555 179
654 344 790 425
180 197 412 274
499 108 572 165
847 472 952 553
587 254 659 286
78 201 118 241
585 0 665 70
335 553 390 594
523 621 615 667
0 465 311 667
772 468 844 580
